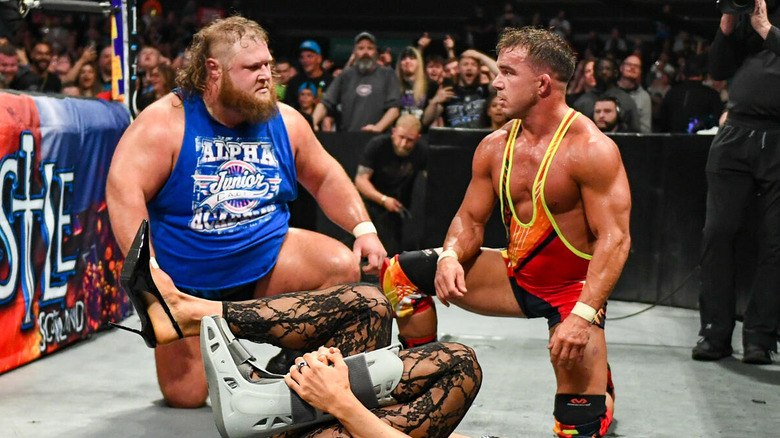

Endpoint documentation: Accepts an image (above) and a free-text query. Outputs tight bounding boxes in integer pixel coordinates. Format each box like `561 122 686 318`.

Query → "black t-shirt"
442 84 491 128
359 134 427 206
10 69 62 93
283 71 333 110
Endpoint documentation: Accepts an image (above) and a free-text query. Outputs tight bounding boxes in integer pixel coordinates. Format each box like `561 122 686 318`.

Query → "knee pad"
553 394 610 438
380 249 437 318
200 315 404 438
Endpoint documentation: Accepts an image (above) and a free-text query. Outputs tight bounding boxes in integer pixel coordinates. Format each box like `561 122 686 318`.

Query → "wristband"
437 249 459 264
571 301 597 323
380 195 387 204
352 221 377 238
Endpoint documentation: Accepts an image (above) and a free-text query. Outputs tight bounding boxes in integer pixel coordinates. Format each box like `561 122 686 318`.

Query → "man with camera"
694 0 780 364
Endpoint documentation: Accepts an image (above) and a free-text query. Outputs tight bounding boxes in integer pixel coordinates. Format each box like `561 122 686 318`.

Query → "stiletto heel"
109 219 183 347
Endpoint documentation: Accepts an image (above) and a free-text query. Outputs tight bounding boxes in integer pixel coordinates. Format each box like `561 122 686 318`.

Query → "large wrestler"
381 27 631 437
106 16 386 408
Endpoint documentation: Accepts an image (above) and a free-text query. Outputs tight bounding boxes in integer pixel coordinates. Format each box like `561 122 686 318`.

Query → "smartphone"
442 78 455 88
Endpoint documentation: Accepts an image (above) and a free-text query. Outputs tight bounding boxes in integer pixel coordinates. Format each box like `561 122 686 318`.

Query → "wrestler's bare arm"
434 130 505 301
548 126 631 369
280 104 386 271
106 94 183 255
572 132 631 312
281 103 372 231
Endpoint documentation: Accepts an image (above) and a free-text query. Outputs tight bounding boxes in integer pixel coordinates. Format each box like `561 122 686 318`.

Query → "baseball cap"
299 40 321 55
354 31 376 45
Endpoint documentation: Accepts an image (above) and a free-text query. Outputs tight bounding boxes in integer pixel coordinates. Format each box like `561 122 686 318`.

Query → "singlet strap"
499 119 523 236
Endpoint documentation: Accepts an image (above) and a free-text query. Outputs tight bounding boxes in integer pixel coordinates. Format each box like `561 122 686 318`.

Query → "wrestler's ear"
537 73 552 97
205 58 222 79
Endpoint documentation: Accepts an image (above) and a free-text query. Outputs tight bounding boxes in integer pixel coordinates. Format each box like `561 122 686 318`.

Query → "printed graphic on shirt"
190 136 283 233
356 84 373 96
445 94 486 127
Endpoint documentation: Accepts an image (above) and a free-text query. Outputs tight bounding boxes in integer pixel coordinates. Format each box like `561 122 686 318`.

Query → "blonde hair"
396 47 427 107
176 16 269 96
395 113 422 132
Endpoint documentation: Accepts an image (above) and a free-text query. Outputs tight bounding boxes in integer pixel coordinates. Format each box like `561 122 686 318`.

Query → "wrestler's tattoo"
224 284 392 356
291 342 482 438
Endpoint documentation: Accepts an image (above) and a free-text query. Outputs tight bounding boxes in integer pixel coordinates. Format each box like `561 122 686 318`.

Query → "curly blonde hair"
176 16 269 96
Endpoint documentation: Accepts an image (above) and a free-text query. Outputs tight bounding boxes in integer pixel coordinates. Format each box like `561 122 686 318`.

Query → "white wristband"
437 249 459 264
571 301 597 323
352 221 377 238
380 195 387 204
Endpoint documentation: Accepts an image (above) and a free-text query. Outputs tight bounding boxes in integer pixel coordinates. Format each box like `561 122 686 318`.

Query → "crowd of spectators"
0 1 726 135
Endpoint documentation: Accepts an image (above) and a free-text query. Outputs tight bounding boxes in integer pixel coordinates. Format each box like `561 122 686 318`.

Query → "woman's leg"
295 342 482 438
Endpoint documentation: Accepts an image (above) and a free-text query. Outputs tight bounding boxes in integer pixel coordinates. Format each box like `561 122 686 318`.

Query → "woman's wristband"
380 195 387 204
352 221 377 238
437 249 459 264
571 301 597 323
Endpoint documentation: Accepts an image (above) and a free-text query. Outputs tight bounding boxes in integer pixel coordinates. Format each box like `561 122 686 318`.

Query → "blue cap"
299 40 321 55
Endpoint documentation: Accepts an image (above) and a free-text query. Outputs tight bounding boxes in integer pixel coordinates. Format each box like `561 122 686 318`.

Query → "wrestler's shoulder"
134 93 185 126
478 120 515 152
568 114 618 152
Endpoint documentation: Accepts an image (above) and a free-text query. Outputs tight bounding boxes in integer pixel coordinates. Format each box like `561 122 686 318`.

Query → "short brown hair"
176 15 269 96
496 27 576 83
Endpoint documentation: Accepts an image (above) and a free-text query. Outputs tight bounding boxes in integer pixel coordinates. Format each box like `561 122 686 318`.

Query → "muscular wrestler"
106 16 386 408
116 221 481 438
381 27 631 437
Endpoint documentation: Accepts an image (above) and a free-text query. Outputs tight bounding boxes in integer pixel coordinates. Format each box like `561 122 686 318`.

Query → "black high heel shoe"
109 219 183 347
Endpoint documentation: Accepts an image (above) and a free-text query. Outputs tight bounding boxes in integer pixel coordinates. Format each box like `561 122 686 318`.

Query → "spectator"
396 46 438 125
486 93 508 130
0 43 19 89
495 2 524 33
617 54 652 133
313 31 400 132
136 62 176 111
573 57 641 132
97 45 113 92
566 58 596 106
425 54 446 85
658 54 723 133
549 10 572 41
378 46 393 67
354 114 427 255
604 27 629 59
273 57 295 102
296 86 316 125
444 56 459 80
62 43 97 87
422 49 497 128
76 61 101 97
12 41 61 92
593 96 624 133
284 40 333 130
61 81 80 96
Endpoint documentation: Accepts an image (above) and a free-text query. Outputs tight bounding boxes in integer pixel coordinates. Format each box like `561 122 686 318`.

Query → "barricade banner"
0 92 131 374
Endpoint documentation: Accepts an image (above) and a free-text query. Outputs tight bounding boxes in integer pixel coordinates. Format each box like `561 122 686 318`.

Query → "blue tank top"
147 93 297 289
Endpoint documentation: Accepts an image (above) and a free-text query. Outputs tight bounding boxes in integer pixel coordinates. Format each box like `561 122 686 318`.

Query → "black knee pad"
396 249 439 295
553 394 607 437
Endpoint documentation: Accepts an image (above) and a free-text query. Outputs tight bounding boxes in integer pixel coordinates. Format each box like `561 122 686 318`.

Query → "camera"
717 0 755 14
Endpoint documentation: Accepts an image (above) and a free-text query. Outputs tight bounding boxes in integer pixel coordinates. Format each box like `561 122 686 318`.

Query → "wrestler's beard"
356 55 378 74
218 73 278 124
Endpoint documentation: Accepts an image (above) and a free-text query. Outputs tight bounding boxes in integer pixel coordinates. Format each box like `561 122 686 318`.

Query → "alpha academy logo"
190 136 283 233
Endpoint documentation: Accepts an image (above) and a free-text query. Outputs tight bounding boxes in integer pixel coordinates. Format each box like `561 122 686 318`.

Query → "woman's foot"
145 259 208 344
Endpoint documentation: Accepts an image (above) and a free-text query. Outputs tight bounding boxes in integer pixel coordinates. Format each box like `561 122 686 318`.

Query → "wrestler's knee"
155 341 208 408
327 243 361 283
